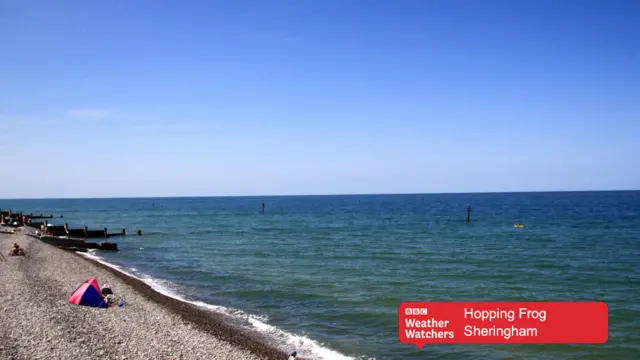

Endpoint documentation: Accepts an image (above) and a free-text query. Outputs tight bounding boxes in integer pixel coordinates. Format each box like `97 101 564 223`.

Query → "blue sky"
1 0 638 198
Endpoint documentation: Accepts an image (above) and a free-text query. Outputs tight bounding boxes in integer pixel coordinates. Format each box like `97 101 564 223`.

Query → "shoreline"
0 229 310 360
72 252 299 360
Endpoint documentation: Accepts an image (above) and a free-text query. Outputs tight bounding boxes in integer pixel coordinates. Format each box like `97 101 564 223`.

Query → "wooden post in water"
466 204 471 222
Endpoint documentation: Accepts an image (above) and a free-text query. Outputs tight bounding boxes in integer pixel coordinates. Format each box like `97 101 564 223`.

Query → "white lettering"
405 318 451 328
463 325 538 339
405 329 455 339
519 308 547 322
463 308 515 322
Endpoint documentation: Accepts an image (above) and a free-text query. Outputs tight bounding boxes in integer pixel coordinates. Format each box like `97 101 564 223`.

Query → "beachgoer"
288 350 297 359
101 284 113 296
101 284 116 304
10 244 25 256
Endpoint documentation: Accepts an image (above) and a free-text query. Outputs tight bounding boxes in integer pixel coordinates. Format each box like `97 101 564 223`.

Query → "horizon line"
0 188 638 201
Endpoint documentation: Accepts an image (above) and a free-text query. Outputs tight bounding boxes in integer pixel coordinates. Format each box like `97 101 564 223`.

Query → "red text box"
398 302 607 348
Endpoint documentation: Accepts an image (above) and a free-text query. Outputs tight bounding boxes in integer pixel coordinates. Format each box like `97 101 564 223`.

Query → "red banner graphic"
398 302 608 348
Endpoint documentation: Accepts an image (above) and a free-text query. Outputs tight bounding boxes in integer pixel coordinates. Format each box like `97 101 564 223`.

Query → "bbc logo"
405 308 428 315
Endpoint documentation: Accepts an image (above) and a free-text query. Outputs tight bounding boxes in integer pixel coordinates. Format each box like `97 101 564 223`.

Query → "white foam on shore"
77 251 367 360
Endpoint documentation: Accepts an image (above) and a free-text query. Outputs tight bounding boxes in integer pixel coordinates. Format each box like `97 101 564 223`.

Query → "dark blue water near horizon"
2 191 639 359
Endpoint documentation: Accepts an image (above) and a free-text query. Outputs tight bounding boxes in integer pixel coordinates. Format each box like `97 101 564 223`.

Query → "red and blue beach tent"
68 277 107 308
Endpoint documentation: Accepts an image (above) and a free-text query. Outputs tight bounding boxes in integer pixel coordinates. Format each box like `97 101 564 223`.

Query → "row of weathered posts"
1 209 125 251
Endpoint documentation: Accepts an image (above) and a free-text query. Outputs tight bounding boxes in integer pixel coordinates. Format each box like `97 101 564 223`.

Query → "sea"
2 191 639 359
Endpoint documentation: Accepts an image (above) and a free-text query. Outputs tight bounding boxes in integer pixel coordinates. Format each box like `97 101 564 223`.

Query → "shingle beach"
0 230 298 360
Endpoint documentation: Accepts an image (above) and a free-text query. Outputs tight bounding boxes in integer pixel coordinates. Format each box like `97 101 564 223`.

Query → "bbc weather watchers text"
398 302 608 348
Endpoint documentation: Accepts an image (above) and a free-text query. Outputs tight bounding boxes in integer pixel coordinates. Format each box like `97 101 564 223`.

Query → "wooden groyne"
1 210 22 226
38 222 127 239
32 234 119 252
3 208 131 252
1 209 62 227
31 214 59 219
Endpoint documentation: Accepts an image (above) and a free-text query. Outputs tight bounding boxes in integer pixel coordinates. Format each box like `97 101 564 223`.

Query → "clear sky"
1 0 638 198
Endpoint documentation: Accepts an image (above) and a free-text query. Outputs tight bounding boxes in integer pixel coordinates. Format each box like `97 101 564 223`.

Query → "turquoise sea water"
2 191 639 359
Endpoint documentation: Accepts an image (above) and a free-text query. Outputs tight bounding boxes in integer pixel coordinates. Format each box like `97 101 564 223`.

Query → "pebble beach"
0 230 294 360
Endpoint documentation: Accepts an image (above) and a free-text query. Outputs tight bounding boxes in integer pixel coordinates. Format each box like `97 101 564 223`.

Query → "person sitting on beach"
101 284 113 296
9 243 25 256
101 284 117 304
288 350 297 360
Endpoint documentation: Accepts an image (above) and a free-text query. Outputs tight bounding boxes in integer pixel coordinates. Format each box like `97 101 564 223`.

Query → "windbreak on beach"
68 278 108 308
